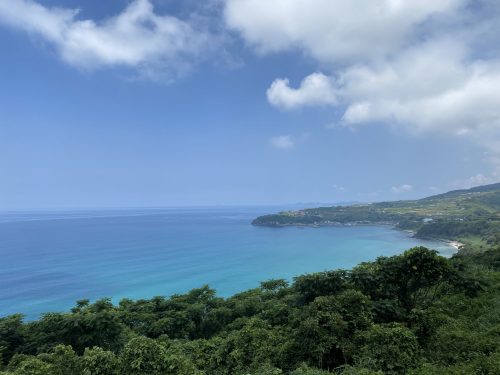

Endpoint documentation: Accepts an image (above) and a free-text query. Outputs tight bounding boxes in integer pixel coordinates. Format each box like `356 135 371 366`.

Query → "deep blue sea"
0 207 455 319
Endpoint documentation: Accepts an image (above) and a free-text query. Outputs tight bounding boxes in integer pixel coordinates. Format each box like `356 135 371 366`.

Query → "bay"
0 207 455 319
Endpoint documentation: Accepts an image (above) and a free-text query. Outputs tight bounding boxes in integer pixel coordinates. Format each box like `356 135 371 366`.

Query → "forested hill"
253 183 500 252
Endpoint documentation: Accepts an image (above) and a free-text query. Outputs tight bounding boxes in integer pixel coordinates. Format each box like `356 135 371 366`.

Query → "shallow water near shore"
0 207 456 319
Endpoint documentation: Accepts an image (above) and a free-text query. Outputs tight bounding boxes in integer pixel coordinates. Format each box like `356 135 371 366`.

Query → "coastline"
252 221 397 228
448 240 465 250
254 221 462 253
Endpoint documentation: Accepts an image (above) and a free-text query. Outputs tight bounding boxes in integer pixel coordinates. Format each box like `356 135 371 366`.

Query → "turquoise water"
0 207 455 319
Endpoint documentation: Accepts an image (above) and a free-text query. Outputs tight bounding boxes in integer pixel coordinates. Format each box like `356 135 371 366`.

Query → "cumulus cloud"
268 39 500 172
267 73 337 110
0 0 212 80
225 0 500 175
391 184 414 194
339 41 500 136
257 30 500 143
332 184 347 192
270 135 295 150
225 0 463 64
450 173 500 190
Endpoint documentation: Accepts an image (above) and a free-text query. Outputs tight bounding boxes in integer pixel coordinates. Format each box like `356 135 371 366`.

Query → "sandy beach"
449 240 464 250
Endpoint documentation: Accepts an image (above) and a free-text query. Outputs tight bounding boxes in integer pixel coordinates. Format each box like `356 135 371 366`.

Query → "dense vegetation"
2 245 500 375
253 183 500 252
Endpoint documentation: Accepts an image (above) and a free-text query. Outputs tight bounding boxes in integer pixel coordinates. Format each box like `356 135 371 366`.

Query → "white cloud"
332 184 347 192
449 173 500 190
339 41 500 138
267 73 337 110
391 184 413 193
225 0 500 175
0 0 212 80
270 135 295 150
225 0 463 64
262 38 500 143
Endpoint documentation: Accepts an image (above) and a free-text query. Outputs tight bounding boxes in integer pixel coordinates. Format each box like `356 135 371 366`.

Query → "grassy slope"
253 183 500 252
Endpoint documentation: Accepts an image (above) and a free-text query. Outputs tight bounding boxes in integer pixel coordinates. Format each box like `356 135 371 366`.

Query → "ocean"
0 207 456 319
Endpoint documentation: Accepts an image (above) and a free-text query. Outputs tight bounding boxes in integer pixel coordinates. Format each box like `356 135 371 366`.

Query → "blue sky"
0 0 499 209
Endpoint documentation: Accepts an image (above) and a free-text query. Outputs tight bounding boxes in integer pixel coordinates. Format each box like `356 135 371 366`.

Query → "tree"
260 279 289 293
355 324 419 374
293 270 348 304
290 363 330 374
120 337 169 375
0 315 24 365
120 337 200 375
352 247 454 316
38 345 81 375
222 318 287 373
82 347 120 375
9 358 54 375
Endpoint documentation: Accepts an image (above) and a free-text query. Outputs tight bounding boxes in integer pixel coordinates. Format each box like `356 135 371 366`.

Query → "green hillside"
253 183 500 252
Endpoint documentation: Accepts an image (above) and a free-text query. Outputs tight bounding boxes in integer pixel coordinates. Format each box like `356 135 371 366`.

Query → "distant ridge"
419 182 500 200
253 183 500 253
